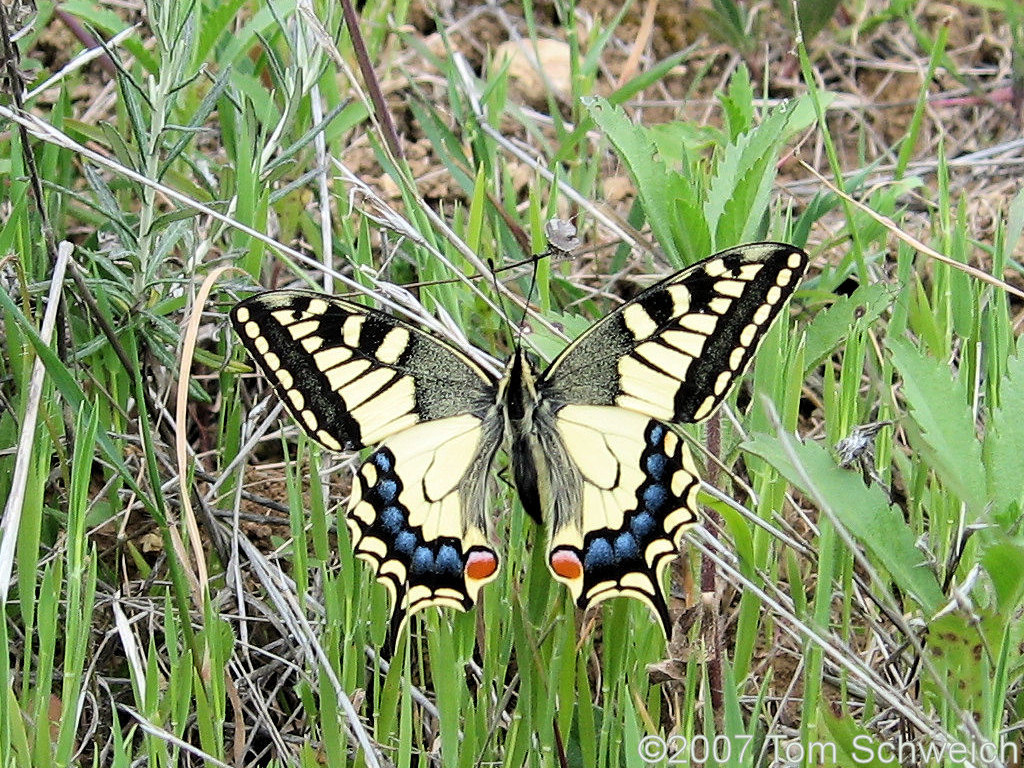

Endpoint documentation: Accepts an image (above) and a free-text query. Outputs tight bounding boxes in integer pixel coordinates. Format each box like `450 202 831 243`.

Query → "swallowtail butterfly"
231 242 807 641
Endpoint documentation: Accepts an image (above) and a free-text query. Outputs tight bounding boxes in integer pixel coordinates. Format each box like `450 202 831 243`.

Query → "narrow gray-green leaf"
803 284 893 373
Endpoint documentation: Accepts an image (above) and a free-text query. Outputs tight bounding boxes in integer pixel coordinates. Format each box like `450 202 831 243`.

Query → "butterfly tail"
381 598 409 660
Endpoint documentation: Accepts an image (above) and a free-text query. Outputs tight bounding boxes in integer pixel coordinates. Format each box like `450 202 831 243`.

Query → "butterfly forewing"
231 291 503 643
539 242 808 423
231 291 496 450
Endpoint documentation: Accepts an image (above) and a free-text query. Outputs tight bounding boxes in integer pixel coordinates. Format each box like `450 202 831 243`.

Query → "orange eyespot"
465 550 498 581
549 549 583 581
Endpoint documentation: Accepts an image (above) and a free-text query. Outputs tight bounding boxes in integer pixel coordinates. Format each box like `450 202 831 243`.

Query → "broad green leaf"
923 613 999 715
983 340 1024 516
195 0 248 65
1002 185 1024 264
647 122 722 164
744 431 945 614
981 541 1024 616
888 337 986 514
782 0 843 43
821 704 903 767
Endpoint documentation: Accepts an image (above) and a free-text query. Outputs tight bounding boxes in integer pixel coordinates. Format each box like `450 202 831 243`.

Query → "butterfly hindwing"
535 243 808 629
231 292 503 640
544 405 701 633
347 415 503 640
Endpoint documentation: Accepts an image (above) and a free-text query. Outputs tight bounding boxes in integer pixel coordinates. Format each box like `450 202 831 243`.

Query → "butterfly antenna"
518 256 541 349
486 255 530 354
491 217 581 352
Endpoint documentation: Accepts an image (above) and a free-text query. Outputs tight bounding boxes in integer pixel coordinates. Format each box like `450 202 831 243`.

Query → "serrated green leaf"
803 284 893 373
744 431 945 614
704 131 750 243
888 336 986 514
719 64 754 139
707 100 806 246
585 97 686 264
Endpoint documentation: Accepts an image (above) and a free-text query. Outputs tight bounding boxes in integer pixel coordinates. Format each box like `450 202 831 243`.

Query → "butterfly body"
231 242 807 642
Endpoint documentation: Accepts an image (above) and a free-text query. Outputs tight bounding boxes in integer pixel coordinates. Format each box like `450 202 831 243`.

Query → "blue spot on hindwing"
631 512 656 541
377 506 404 534
584 538 614 570
394 530 417 556
410 546 434 575
436 544 462 576
350 441 486 615
643 484 669 514
646 452 667 480
375 479 398 503
614 532 639 560
372 450 393 473
568 417 697 604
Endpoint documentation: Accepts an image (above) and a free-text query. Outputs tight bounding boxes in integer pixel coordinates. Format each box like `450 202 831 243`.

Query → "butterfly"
231 242 807 643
